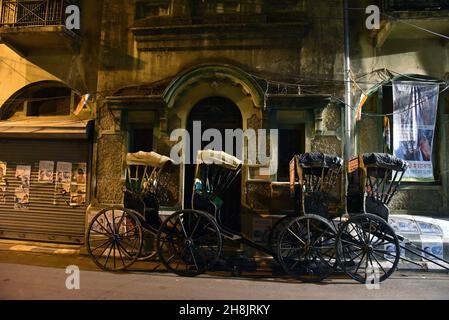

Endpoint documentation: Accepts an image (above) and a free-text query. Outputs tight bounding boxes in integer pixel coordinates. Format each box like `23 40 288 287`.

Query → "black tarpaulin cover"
362 153 407 171
298 152 343 168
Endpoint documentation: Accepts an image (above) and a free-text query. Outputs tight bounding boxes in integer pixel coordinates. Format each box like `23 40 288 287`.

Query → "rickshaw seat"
123 189 160 228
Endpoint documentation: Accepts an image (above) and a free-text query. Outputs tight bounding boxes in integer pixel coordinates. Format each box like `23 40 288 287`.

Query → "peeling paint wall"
352 0 449 216
0 45 60 107
94 0 345 210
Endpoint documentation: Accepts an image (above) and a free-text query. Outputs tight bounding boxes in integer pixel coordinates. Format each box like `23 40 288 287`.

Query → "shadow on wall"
99 43 146 71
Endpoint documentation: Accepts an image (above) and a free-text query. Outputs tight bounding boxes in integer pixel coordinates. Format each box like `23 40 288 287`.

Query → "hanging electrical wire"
381 12 449 41
241 67 449 118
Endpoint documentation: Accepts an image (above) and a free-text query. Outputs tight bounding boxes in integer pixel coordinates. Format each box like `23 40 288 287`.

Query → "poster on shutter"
70 163 87 206
53 162 72 205
55 182 71 195
56 162 72 183
14 165 31 210
15 165 31 189
0 185 6 204
71 163 87 185
70 184 86 206
38 161 54 183
0 162 6 183
14 187 30 209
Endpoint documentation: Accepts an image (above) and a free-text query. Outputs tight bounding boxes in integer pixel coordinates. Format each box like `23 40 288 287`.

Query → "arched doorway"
185 96 243 232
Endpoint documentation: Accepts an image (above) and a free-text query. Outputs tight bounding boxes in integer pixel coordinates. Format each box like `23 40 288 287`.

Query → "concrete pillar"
314 107 324 135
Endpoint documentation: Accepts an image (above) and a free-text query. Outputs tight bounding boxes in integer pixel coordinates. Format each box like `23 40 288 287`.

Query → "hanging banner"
15 165 31 210
38 161 54 183
393 82 439 181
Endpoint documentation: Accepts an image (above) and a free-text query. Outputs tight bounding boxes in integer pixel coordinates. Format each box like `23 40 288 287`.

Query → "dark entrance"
185 97 243 232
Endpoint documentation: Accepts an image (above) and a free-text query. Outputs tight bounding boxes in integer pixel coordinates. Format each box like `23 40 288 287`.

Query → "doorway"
185 96 243 232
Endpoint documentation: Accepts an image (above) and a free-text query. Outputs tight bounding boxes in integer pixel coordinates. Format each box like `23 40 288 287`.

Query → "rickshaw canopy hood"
196 150 242 170
126 151 173 168
298 152 343 169
362 153 407 172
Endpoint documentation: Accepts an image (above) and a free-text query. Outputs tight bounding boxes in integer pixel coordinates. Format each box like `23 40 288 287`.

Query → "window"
265 0 305 13
135 0 170 20
192 0 264 16
27 87 72 116
127 111 156 153
277 125 305 181
0 81 76 119
129 128 153 153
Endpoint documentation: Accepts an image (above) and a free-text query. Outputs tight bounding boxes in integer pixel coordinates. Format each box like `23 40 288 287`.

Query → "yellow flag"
356 93 368 121
73 94 91 116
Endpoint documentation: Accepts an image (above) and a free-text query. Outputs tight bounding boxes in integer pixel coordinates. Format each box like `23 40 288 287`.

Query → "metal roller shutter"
0 139 90 244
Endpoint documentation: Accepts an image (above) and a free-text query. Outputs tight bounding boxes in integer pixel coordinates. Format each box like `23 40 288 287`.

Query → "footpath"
1 214 449 273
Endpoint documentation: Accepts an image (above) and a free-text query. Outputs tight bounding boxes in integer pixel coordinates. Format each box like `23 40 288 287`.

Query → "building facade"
0 0 447 246
351 0 449 217
93 0 345 240
0 0 101 243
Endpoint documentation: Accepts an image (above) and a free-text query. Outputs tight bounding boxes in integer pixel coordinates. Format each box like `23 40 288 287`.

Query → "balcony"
132 0 309 51
375 0 449 47
134 0 307 26
0 0 80 55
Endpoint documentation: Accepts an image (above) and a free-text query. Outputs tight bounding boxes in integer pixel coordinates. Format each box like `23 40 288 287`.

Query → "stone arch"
0 80 75 120
162 64 265 209
164 64 264 110
163 64 264 132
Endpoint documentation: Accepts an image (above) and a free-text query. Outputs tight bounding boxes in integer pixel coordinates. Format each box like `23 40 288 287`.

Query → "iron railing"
135 0 306 20
382 0 449 11
0 0 70 27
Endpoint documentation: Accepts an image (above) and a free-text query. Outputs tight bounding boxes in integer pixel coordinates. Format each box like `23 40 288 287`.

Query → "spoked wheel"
268 216 296 255
335 213 400 284
156 209 222 277
137 228 158 261
87 206 143 271
277 214 338 282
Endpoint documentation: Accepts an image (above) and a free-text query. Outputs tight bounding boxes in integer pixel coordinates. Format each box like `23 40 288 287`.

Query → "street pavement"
0 250 449 300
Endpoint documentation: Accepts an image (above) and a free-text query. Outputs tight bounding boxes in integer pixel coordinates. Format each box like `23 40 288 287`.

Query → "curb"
1 240 448 275
2 213 449 273
0 240 80 256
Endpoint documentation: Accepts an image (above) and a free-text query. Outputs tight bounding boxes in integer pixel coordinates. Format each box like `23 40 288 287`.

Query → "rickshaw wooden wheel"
156 209 222 277
268 215 296 256
277 214 338 283
335 213 400 284
137 228 158 261
87 206 143 272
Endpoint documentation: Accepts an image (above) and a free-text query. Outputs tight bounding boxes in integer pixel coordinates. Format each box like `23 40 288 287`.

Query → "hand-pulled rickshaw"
86 148 449 283
280 152 449 283
86 151 173 271
155 150 281 276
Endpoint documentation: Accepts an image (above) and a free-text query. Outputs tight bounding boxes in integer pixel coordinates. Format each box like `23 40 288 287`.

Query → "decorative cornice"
106 95 166 111
266 94 331 110
131 21 310 51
